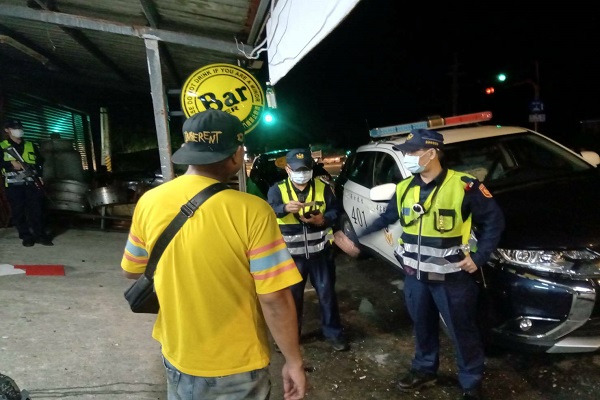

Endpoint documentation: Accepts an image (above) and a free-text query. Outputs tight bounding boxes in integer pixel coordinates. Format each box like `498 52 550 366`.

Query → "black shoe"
462 386 483 400
37 237 54 246
22 239 35 247
326 335 349 351
395 369 437 391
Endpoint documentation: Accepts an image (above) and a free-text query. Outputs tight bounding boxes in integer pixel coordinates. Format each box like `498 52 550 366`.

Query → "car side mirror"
370 183 396 201
580 150 600 166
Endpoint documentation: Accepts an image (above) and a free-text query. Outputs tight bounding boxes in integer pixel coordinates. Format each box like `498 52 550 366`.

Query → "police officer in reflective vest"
1 119 53 247
359 129 504 400
267 148 349 352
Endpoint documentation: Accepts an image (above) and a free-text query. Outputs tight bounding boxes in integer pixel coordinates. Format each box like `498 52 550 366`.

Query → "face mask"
10 129 24 138
289 170 313 184
403 150 432 174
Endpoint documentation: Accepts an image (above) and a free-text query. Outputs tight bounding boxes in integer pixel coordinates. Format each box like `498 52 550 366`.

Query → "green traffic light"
263 111 275 124
497 73 507 82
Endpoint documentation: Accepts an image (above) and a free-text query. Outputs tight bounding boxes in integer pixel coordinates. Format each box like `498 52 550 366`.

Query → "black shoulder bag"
124 182 230 314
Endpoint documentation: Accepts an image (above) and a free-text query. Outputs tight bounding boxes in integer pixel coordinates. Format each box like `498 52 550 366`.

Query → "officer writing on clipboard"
358 129 504 400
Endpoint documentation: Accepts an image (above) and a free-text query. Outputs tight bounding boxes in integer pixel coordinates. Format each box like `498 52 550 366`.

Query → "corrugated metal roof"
0 0 267 107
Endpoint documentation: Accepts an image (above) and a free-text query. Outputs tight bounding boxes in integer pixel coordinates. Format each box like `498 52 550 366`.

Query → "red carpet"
13 264 65 276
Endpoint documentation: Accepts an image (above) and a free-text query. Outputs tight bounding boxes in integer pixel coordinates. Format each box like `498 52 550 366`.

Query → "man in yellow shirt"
121 109 306 400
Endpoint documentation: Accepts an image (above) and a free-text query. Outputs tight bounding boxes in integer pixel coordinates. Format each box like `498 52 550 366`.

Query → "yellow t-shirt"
121 175 301 377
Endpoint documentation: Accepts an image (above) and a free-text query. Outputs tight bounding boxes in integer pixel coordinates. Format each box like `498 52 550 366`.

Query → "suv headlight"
496 249 600 276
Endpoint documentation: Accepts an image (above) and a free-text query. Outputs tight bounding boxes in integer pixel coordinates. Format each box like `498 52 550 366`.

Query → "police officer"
267 148 349 351
359 129 504 400
1 119 53 247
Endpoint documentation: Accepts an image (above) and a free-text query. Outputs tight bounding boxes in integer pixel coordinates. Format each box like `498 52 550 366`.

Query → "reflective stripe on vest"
277 178 332 256
395 170 472 274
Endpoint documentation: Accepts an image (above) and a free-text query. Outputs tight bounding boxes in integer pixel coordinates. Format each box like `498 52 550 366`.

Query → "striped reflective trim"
247 237 287 257
401 243 463 258
253 259 297 280
287 241 328 255
282 230 330 243
250 246 294 273
123 252 148 264
128 233 145 246
401 256 461 274
125 240 148 258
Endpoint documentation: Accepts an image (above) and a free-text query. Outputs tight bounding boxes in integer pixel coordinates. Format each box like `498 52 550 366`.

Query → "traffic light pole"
508 62 541 131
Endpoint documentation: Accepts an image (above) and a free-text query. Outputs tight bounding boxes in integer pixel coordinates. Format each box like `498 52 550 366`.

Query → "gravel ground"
269 251 600 400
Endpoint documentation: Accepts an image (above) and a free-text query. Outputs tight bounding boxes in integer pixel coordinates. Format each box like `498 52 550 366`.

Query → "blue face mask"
289 170 313 184
402 150 433 174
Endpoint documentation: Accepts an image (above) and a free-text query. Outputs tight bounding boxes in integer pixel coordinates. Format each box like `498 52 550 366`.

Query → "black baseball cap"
392 129 444 153
3 119 23 129
172 109 245 165
286 148 314 171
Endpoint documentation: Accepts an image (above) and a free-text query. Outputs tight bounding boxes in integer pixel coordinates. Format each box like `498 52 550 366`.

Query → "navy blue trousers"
403 272 484 391
290 249 343 340
5 184 46 241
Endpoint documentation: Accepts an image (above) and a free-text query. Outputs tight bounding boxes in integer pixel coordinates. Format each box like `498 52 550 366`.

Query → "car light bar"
369 111 493 138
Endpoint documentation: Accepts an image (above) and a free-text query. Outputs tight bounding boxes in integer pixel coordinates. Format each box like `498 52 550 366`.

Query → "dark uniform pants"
403 271 484 391
5 184 46 241
290 249 343 340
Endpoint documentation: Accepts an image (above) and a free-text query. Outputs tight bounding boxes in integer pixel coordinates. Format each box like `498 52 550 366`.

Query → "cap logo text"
184 130 223 144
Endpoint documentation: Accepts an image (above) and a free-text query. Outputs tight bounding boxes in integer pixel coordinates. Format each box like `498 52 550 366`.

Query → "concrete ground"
0 226 165 399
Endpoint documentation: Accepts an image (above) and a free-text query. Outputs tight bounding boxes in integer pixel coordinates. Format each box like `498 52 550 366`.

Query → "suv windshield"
443 132 592 187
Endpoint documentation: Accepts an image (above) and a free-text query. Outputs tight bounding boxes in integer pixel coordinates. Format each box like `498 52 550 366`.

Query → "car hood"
491 170 600 250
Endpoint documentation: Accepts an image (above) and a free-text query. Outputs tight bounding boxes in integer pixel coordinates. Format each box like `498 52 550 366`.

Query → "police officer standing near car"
1 119 53 247
358 129 504 400
267 148 349 352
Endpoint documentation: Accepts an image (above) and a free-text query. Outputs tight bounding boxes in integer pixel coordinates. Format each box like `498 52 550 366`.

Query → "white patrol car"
335 111 600 354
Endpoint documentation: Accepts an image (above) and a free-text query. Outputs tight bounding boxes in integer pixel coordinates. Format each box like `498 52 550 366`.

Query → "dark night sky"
245 2 600 154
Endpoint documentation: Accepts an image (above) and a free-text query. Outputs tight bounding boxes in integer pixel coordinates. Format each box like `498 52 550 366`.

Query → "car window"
444 132 592 185
347 151 376 188
374 152 402 186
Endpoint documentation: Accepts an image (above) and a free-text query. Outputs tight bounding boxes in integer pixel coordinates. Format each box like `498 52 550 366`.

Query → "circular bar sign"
181 63 265 134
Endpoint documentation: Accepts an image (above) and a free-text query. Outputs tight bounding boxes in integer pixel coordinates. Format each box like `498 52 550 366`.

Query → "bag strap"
143 182 230 279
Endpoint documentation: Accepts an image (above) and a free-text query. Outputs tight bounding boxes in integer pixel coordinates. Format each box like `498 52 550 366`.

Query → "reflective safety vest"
1 140 37 186
276 178 333 258
395 170 472 274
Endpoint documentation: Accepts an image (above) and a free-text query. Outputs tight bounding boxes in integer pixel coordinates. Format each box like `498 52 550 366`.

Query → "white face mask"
289 170 313 184
9 129 24 138
403 150 432 174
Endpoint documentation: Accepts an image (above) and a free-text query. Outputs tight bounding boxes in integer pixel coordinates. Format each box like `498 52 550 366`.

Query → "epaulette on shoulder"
461 175 478 192
460 175 477 184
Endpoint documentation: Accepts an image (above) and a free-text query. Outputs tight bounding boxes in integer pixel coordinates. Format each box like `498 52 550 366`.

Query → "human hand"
299 211 324 226
457 254 478 273
333 231 360 258
285 200 305 214
282 361 306 400
10 160 23 170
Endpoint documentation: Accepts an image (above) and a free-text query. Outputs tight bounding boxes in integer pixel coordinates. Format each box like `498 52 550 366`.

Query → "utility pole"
507 61 542 131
